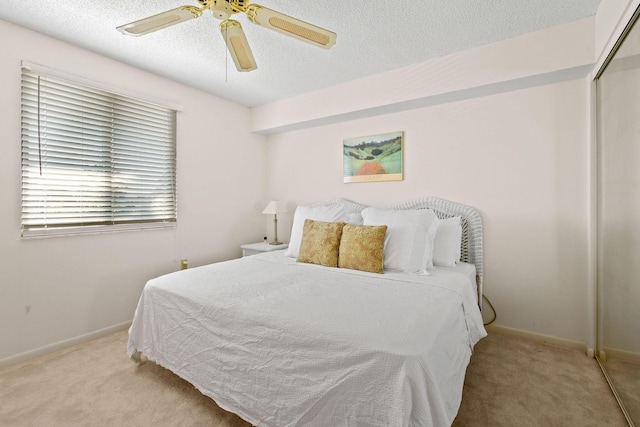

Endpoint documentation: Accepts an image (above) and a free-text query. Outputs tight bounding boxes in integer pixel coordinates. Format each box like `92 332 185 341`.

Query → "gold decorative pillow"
338 224 387 274
297 219 346 267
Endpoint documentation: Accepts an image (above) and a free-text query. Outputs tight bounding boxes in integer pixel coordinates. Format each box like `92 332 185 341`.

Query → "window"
21 66 177 238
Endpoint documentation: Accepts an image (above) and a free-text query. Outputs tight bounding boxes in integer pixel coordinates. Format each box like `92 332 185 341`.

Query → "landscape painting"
343 131 403 183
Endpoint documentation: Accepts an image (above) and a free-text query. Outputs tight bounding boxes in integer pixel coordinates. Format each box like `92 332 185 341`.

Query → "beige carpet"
0 330 628 427
603 357 640 423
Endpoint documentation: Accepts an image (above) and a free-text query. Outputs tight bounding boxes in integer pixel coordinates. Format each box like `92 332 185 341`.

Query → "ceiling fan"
116 0 337 72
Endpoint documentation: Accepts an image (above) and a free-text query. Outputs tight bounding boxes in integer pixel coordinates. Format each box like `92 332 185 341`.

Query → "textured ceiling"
0 0 601 107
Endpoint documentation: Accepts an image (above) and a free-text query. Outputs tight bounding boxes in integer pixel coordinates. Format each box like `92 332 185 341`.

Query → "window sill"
21 222 177 239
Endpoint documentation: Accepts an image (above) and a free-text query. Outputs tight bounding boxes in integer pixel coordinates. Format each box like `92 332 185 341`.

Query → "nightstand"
241 242 289 257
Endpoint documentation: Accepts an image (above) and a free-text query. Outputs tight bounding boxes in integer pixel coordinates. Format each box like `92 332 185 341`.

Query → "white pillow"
347 212 363 225
285 204 353 258
425 215 440 270
433 216 462 267
361 207 439 273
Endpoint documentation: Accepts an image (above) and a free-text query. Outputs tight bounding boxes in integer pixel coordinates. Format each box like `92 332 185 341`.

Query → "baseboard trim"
602 346 640 364
0 321 131 369
486 324 593 357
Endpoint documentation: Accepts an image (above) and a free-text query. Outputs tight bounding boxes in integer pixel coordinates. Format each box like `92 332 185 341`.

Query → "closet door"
597 11 640 426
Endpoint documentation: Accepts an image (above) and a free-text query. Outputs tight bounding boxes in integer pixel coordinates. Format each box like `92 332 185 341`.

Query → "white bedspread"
128 251 486 427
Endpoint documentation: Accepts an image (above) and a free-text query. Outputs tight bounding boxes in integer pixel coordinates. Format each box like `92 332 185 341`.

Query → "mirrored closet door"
597 7 640 426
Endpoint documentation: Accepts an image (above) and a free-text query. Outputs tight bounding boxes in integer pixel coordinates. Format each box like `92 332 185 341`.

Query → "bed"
128 197 487 427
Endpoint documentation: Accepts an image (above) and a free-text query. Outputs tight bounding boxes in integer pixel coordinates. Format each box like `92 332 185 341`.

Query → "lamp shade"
262 201 288 215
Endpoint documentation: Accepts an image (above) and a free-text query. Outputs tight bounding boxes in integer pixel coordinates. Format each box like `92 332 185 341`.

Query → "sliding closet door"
597 11 640 426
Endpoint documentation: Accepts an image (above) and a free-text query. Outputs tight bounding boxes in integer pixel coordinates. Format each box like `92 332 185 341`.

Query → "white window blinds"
21 67 177 237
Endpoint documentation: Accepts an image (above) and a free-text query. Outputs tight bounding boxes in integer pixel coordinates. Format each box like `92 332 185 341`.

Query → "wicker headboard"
317 197 484 305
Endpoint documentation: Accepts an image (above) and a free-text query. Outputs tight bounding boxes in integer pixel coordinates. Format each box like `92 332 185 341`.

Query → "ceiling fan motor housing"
207 0 244 21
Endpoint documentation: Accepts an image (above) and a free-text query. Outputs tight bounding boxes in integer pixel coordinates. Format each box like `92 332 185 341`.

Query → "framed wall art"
343 131 403 183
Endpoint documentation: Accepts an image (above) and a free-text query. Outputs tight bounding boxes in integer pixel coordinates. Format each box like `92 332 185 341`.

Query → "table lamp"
262 201 288 245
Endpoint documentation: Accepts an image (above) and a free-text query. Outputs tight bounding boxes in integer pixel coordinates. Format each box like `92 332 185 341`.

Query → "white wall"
0 20 267 363
263 21 595 345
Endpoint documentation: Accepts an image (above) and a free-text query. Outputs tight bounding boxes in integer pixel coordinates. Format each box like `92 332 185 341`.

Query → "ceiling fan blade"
117 6 203 36
220 20 257 72
245 5 336 49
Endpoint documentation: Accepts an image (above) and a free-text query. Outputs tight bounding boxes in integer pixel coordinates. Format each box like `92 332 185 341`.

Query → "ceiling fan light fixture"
117 6 202 36
220 20 257 72
246 5 336 49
